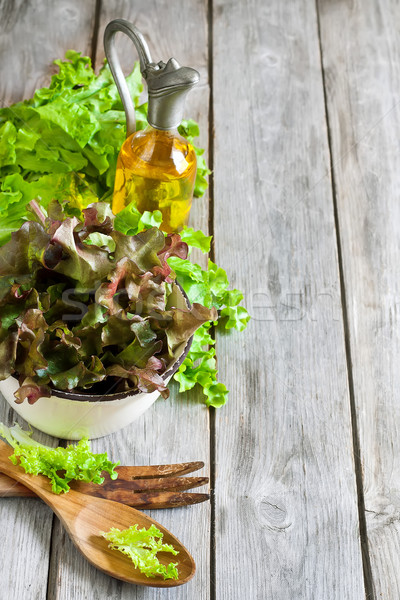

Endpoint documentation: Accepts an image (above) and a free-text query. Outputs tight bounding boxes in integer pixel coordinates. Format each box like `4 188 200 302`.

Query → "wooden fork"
0 461 210 508
0 441 196 587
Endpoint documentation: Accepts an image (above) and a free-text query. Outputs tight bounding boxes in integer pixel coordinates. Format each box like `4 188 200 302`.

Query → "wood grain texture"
212 0 365 598
0 0 97 105
0 2 97 599
46 2 212 599
318 0 400 597
0 410 55 600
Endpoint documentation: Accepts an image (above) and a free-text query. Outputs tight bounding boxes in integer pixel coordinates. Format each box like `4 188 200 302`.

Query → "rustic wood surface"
212 0 364 598
318 0 400 598
0 0 399 598
0 3 96 600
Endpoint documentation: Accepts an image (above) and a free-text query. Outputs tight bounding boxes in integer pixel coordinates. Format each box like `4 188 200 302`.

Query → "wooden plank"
0 1 98 599
0 412 56 600
0 0 97 105
318 0 400 596
212 0 365 598
47 2 212 599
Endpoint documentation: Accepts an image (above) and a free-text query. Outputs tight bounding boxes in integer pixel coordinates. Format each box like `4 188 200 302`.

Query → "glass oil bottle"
104 20 200 233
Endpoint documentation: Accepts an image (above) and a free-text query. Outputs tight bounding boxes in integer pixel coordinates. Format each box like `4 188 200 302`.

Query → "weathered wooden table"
1 0 399 598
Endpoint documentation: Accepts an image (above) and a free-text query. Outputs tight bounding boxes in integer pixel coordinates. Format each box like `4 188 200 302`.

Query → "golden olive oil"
112 126 197 233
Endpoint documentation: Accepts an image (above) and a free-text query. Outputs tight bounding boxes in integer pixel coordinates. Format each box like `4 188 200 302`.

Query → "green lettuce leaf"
179 227 212 254
112 208 249 407
101 524 179 580
0 422 118 494
0 52 209 245
178 119 211 197
167 251 250 407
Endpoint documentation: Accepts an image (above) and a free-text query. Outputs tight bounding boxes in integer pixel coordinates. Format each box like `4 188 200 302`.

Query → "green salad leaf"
0 51 249 408
0 51 209 246
101 524 179 580
179 227 212 254
111 211 250 407
178 119 211 197
0 422 118 494
167 255 250 405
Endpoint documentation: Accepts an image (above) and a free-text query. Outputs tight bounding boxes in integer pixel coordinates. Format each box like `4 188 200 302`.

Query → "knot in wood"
259 496 291 531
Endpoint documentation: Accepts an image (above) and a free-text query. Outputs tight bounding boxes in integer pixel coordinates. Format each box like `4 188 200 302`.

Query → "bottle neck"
147 93 185 131
144 123 181 138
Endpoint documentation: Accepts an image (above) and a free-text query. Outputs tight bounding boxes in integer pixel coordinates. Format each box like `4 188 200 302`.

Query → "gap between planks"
315 1 375 598
207 4 217 600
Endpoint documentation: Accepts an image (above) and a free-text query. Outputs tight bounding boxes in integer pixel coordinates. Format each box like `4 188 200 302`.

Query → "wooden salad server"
0 441 195 587
0 461 210 509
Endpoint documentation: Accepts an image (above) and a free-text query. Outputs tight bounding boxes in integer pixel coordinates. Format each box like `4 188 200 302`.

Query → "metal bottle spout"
104 19 199 136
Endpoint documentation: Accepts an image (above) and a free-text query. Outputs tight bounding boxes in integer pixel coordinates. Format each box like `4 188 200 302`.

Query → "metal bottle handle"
104 19 153 137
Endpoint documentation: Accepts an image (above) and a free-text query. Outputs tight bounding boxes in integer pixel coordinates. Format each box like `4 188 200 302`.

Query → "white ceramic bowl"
0 341 190 440
0 284 192 440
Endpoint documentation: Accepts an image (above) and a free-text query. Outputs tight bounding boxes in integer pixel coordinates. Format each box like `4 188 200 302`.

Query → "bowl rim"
48 333 192 402
10 281 194 404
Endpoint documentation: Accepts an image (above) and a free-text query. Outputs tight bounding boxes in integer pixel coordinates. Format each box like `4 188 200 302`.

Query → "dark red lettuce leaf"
0 201 215 403
0 331 18 379
0 222 50 276
48 217 112 291
106 361 169 399
49 357 106 390
14 377 52 405
166 303 218 352
115 338 163 370
154 234 189 281
15 309 48 377
81 204 114 236
112 227 165 273
130 271 166 316
101 313 138 347
95 257 141 315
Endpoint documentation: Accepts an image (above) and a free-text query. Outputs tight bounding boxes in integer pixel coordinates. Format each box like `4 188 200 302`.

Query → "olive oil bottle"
104 20 200 232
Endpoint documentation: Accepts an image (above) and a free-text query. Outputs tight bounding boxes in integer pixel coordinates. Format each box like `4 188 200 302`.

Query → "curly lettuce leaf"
178 119 211 197
179 227 212 254
114 202 163 236
0 422 118 494
167 252 250 407
0 52 209 245
112 210 250 407
0 203 216 401
101 524 179 580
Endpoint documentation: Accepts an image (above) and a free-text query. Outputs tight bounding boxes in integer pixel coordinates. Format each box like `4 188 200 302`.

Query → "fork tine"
131 476 209 492
117 491 210 509
92 476 209 494
114 461 205 480
0 473 210 508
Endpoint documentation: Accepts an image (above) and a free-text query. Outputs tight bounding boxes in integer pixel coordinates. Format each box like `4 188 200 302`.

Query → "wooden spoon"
0 441 195 587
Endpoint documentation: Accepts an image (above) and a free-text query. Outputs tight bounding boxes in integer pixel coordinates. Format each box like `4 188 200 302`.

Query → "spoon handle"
0 441 196 586
0 441 75 510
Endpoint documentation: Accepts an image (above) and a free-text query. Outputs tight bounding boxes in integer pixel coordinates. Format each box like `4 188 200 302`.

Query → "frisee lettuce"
168 257 250 406
0 51 209 246
101 524 179 580
0 51 249 408
0 422 118 493
110 205 250 407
